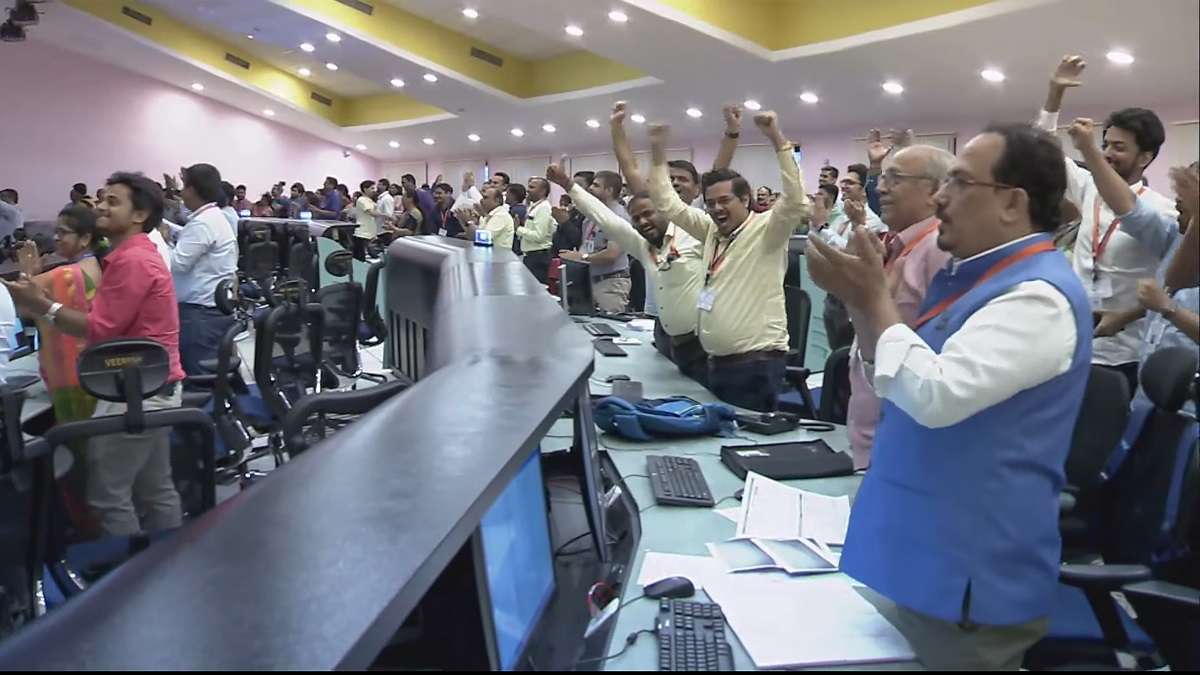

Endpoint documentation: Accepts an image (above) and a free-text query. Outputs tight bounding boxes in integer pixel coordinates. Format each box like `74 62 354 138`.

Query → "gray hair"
892 145 955 190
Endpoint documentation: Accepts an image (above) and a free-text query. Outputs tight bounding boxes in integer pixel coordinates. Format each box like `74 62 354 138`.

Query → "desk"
554 317 918 671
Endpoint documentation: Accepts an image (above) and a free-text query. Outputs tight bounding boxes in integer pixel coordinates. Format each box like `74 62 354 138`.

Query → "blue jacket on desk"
840 234 1092 626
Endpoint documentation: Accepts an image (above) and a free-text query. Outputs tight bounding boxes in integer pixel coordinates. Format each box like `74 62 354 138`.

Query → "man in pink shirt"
846 144 955 469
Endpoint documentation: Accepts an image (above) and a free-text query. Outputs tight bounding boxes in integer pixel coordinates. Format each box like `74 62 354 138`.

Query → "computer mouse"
643 576 696 600
605 374 631 383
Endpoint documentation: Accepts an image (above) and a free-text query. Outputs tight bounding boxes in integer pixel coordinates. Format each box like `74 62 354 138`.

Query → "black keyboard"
584 322 620 337
656 599 734 671
646 455 714 507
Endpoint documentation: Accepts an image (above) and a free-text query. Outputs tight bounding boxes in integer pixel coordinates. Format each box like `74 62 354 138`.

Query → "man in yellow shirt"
518 177 556 283
646 111 810 411
458 187 514 250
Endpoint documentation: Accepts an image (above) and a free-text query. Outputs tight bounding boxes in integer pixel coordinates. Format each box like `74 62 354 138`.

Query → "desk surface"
558 317 917 671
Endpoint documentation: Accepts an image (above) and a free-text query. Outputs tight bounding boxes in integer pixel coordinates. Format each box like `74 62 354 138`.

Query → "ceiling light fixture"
462 8 479 19
246 34 255 40
297 67 311 77
390 78 405 88
980 68 1005 83
542 123 557 133
511 128 525 137
468 133 481 142
325 32 341 43
608 10 628 23
882 80 904 95
300 42 315 52
630 113 646 124
586 119 601 128
423 137 435 145
1106 50 1134 65
355 144 367 151
743 99 761 111
325 62 339 71
190 82 204 92
388 140 400 148
263 109 275 117
423 72 438 83
685 107 702 118
565 24 584 37
799 91 819 104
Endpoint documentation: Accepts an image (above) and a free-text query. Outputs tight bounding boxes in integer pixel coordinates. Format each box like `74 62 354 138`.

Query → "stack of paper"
707 538 838 575
734 472 850 545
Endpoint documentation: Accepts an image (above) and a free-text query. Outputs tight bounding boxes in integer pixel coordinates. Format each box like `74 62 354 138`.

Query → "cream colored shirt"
649 146 811 356
568 184 704 337
480 204 514 250
354 196 378 240
517 199 555 253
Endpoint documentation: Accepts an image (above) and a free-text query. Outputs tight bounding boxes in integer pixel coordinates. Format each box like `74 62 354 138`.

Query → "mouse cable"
574 628 657 668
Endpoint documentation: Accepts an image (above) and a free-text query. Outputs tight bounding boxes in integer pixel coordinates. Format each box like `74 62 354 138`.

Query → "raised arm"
712 104 742 170
610 101 647 194
1166 168 1200 290
756 111 811 248
646 123 714 241
1036 55 1091 206
548 160 645 264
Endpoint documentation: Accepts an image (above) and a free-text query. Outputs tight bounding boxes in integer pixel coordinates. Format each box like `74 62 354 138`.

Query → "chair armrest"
1060 563 1152 591
1122 580 1200 611
1059 491 1077 515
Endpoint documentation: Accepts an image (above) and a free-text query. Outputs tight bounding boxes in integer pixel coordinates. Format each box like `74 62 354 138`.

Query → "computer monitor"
475 450 557 671
7 314 37 362
558 259 594 316
572 386 610 563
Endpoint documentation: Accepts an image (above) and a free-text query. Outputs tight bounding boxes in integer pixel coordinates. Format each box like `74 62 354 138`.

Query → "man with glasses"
821 164 889 350
808 124 1090 669
844 144 954 469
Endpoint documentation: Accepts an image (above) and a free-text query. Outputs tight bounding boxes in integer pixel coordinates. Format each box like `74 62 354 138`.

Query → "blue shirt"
0 200 22 241
322 191 343 215
170 203 239 306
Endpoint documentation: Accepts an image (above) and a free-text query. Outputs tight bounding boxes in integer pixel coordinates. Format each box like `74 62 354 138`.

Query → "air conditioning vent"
121 6 152 26
311 92 333 106
470 47 503 67
224 53 250 69
335 0 373 15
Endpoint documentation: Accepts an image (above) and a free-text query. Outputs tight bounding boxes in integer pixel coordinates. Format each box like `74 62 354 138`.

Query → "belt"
592 270 631 282
524 248 551 255
670 331 700 346
181 303 220 310
709 349 786 366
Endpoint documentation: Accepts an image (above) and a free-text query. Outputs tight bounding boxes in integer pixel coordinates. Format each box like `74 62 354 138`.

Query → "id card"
1087 275 1114 308
583 239 596 254
438 228 448 237
697 287 716 312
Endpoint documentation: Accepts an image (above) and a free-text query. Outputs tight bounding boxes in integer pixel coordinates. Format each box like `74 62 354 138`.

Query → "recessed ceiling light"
882 80 904 95
799 91 819 104
390 78 405 88
1106 50 1134 65
608 10 628 23
468 133 481 142
462 8 479 19
263 109 275 117
565 24 584 37
685 107 702 118
297 67 311 77
388 140 400 148
422 137 435 145
246 34 255 40
423 72 438 83
743 99 761 111
325 32 341 43
355 144 367 151
190 82 204 92
300 42 315 52
542 123 557 133
630 113 646 124
586 119 601 128
325 62 338 71
511 128 525 137
980 68 1005 83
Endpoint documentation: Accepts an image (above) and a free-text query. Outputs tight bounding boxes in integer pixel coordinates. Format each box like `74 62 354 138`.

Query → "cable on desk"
553 531 592 557
574 629 657 668
712 494 741 508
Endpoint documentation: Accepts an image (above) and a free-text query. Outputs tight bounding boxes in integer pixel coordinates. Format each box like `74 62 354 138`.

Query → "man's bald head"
879 145 955 231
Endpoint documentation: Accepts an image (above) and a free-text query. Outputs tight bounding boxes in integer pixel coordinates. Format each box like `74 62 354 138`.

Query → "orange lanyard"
1091 185 1146 274
914 240 1056 329
705 226 743 285
885 219 940 270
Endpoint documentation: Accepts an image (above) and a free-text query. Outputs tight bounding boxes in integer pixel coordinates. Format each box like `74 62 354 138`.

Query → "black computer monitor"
558 259 594 316
7 314 38 362
572 387 610 563
474 450 557 671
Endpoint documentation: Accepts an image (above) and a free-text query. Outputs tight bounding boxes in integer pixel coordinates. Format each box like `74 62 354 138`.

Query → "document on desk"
708 538 837 575
734 472 850 545
636 552 726 591
704 573 915 668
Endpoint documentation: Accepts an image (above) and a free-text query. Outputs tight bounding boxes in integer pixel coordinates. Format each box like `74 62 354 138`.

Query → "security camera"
342 149 351 158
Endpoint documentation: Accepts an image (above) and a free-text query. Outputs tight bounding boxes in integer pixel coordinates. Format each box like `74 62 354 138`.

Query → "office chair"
1060 365 1131 560
284 222 316 287
1025 347 1199 670
0 384 41 638
784 285 811 369
779 346 851 423
280 378 412 456
238 221 279 304
361 258 388 348
316 251 388 387
1121 579 1200 670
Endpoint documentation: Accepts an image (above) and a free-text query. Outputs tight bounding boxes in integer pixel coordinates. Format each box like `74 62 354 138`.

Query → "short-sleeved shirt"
355 196 378 239
583 202 630 279
88 233 185 383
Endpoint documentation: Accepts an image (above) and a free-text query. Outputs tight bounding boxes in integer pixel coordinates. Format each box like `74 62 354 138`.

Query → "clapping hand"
805 226 888 311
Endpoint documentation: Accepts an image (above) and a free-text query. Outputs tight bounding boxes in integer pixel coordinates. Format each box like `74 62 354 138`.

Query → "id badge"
1087 275 1114 308
1146 316 1167 347
697 287 716 312
438 228 448 237
584 239 596 255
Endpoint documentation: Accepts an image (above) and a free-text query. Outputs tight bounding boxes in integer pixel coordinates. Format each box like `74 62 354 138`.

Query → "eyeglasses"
880 170 936 188
939 174 1017 192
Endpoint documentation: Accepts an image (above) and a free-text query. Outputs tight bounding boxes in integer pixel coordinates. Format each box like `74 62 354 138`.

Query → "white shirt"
355 196 378 239
170 203 239 307
869 235 1078 429
0 284 17 380
1036 109 1177 366
147 227 172 268
377 192 396 219
823 206 887 249
517 199 555 252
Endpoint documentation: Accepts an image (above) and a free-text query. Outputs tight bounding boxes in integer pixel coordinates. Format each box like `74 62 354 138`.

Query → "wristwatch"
1163 300 1182 320
582 252 591 262
43 301 64 324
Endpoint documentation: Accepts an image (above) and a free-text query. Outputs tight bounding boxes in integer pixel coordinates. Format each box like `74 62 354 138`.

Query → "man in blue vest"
806 123 1092 670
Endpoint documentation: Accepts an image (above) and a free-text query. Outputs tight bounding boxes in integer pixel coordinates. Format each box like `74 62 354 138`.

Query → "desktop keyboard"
583 322 621 337
656 599 734 671
646 455 714 507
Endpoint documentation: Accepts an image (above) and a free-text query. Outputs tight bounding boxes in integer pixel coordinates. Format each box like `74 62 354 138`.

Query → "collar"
102 232 152 267
188 202 219 220
487 204 508 217
950 232 1043 274
894 215 939 245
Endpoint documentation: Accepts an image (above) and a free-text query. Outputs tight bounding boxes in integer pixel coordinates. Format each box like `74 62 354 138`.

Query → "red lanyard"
914 240 1056 329
705 226 744 284
886 219 940 270
1092 185 1146 271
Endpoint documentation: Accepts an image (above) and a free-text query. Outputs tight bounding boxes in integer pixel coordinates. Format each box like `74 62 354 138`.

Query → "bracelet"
43 301 64 324
724 131 740 139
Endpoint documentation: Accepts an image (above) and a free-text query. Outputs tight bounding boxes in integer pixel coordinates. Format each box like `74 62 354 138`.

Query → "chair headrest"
214 277 238 315
1141 346 1199 412
77 339 170 402
325 249 354 277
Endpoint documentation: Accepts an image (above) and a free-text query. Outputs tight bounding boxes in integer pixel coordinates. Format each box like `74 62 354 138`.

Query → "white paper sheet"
714 506 741 523
635 552 726 591
734 472 850 545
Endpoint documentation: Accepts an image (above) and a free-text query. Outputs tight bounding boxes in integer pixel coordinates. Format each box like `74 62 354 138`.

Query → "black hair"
820 165 839 178
506 183 528 203
360 179 375 192
492 171 511 186
58 204 100 250
291 182 306 193
573 170 595 184
401 173 417 185
433 182 454 194
182 163 226 205
667 160 700 186
1104 107 1166 163
818 183 839 204
235 184 247 192
337 184 350 196
378 178 391 188
324 176 338 187
105 171 165 232
845 163 868 186
593 170 623 198
72 182 88 196
527 177 550 198
700 167 752 202
983 123 1067 233
220 181 236 206
0 188 17 204
628 190 654 208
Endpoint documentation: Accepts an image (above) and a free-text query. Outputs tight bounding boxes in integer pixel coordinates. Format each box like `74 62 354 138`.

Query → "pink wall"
0 40 380 221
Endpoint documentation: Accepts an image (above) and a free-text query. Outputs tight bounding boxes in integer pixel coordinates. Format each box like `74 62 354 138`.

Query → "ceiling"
23 0 1200 161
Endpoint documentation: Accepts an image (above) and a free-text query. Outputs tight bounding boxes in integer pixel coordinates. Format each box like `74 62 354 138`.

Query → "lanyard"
1091 185 1146 275
914 240 1056 329
649 243 680 268
892 219 940 264
705 226 744 285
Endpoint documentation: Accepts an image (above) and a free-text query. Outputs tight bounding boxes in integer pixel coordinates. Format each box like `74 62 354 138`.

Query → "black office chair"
361 258 388 348
0 384 41 639
1025 347 1199 670
285 222 316 287
780 346 851 423
316 251 389 386
281 378 412 456
1121 579 1200 670
1060 365 1131 559
784 285 811 369
238 221 280 304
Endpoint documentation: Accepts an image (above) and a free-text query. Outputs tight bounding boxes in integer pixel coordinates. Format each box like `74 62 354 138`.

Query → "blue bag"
592 396 738 441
